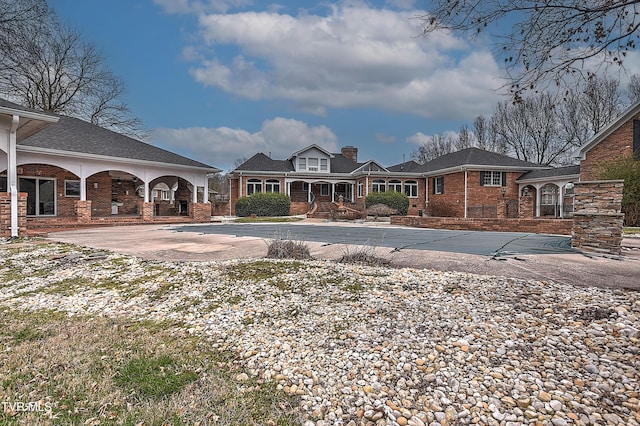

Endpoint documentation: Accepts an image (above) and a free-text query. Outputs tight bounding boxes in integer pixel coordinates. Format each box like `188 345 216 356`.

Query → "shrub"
366 203 397 217
265 231 312 259
235 192 291 217
365 191 409 216
599 157 640 226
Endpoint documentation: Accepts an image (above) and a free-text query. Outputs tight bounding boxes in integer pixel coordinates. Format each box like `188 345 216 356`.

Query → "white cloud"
407 130 460 146
185 3 501 121
151 117 338 170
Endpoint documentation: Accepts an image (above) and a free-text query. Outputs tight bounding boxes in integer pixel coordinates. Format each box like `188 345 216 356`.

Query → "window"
357 181 363 198
433 176 444 194
320 158 328 171
64 180 81 197
481 171 506 187
19 177 56 216
298 158 306 171
388 180 402 192
0 175 7 192
153 189 170 200
320 183 329 196
247 178 262 195
308 158 319 171
303 182 309 191
404 180 418 198
372 179 386 193
265 179 280 193
541 184 558 205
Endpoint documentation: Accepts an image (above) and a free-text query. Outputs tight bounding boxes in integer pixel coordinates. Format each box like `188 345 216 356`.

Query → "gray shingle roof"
236 153 295 172
517 165 581 181
417 148 546 173
19 115 217 170
330 154 361 173
387 160 422 172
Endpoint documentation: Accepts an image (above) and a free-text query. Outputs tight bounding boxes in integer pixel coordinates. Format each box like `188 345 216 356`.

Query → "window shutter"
634 119 640 159
432 178 436 194
480 171 486 186
501 172 507 187
441 177 444 194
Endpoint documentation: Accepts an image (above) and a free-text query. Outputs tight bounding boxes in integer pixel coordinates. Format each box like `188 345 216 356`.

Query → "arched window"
388 179 402 192
265 179 280 193
404 180 418 198
372 179 386 193
247 178 262 195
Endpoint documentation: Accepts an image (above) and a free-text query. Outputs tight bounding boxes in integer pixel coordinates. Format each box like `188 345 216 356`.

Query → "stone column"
571 180 625 255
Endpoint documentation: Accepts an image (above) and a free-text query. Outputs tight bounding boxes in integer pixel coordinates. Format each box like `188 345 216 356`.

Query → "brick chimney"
341 146 358 163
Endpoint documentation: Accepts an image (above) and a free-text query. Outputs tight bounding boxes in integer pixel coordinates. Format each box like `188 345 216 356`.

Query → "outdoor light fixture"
93 182 99 189
501 187 506 197
522 187 530 196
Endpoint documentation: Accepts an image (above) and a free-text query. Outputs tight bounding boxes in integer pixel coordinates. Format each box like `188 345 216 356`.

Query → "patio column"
307 182 311 202
559 184 565 219
331 182 335 201
535 184 541 217
80 176 87 201
203 175 209 204
8 115 19 237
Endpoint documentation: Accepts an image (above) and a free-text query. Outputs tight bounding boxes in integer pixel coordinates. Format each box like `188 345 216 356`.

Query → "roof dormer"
289 144 334 173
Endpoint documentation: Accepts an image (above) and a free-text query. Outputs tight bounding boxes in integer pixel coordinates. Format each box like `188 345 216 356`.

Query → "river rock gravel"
1 241 639 425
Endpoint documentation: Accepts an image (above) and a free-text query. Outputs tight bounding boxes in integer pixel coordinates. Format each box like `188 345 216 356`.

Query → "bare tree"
412 133 454 164
492 92 579 165
454 124 474 150
0 0 145 139
473 115 506 154
420 1 640 99
580 76 622 134
629 74 640 104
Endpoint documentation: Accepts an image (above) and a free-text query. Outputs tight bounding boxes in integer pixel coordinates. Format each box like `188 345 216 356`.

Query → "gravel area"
2 241 639 425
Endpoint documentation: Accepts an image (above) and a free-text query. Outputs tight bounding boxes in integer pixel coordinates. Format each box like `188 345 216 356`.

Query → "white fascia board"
16 145 220 173
0 106 59 123
516 174 580 184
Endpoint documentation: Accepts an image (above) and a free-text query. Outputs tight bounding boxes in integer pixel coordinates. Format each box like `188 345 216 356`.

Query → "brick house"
230 144 582 219
577 100 640 179
1 99 220 236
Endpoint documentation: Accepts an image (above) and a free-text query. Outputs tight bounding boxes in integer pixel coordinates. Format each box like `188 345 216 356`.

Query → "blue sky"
51 0 506 171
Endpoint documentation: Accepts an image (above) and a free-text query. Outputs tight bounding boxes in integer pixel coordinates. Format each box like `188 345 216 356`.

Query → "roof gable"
288 144 334 160
19 115 217 170
352 160 389 174
577 100 640 160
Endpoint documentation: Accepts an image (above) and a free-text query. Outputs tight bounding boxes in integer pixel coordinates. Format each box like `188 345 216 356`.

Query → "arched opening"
540 183 560 217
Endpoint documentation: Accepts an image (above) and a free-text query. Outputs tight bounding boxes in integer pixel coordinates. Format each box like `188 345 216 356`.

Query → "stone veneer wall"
571 180 625 255
0 192 27 237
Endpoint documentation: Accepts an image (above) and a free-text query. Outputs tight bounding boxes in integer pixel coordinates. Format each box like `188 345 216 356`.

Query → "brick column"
496 198 506 219
74 200 92 223
519 194 534 219
142 202 154 222
190 202 211 222
571 180 625 255
0 192 27 237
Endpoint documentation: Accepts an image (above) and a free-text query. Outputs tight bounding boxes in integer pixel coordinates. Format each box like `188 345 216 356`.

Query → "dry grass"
0 309 301 425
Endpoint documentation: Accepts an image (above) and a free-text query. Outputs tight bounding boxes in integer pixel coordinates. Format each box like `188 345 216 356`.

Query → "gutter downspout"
9 115 19 237
463 168 468 219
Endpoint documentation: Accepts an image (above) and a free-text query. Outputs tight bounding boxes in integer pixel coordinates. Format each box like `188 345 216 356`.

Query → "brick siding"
391 215 572 235
0 192 27 237
580 111 639 180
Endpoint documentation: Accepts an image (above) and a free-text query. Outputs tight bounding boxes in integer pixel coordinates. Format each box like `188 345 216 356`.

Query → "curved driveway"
173 223 574 257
